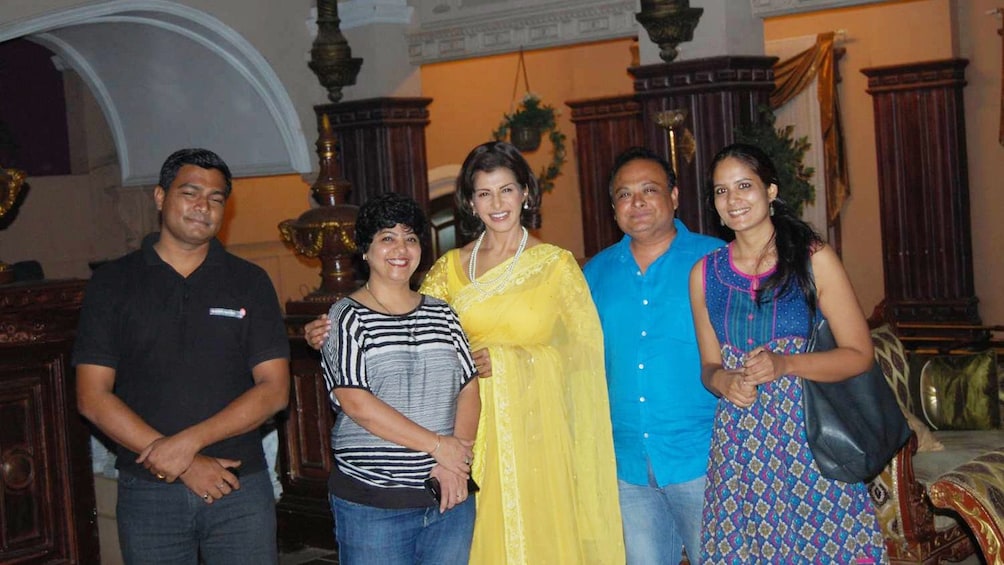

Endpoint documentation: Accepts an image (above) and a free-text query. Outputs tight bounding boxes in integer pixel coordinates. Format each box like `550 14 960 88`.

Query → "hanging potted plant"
494 92 556 152
492 92 567 196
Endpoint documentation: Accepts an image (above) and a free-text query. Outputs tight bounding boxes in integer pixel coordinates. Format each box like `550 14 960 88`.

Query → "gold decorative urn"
278 115 358 306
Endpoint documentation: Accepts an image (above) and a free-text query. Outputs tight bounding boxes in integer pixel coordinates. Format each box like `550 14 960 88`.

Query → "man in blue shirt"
583 147 723 565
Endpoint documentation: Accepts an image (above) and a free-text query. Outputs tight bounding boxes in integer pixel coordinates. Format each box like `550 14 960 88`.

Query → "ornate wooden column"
567 95 645 258
862 59 979 324
631 56 777 236
316 98 433 212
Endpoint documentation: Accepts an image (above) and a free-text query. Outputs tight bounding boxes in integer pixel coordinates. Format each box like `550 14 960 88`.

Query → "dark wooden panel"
0 280 99 564
276 315 337 551
315 98 432 212
862 59 978 323
631 56 777 237
567 95 645 258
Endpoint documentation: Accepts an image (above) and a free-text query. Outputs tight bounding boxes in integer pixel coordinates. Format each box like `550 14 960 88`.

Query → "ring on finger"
202 493 210 501
217 483 226 489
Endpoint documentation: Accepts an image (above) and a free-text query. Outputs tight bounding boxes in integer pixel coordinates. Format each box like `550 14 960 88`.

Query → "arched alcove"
0 0 311 185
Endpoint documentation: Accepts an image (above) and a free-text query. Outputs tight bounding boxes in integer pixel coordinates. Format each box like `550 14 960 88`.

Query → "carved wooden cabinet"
0 280 99 564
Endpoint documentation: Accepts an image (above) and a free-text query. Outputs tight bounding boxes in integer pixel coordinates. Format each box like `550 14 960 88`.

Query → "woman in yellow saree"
418 141 624 564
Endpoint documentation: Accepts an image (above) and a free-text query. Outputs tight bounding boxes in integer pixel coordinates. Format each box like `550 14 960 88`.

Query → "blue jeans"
618 473 706 565
116 470 276 565
330 494 475 565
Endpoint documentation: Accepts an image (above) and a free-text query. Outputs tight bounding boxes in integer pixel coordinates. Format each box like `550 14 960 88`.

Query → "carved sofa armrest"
930 447 1004 564
870 434 976 563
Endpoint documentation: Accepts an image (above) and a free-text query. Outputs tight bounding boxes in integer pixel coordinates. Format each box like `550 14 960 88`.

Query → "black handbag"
802 316 912 483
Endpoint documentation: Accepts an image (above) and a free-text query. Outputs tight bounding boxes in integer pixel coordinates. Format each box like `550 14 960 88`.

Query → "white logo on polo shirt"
209 307 246 319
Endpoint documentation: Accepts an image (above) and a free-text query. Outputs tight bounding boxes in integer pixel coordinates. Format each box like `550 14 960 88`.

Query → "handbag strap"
805 260 823 352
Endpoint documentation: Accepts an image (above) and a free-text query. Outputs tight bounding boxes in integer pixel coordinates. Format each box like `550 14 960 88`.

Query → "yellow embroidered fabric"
421 244 625 564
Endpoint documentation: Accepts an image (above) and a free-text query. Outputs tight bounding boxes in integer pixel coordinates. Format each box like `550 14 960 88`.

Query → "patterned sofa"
867 325 1004 564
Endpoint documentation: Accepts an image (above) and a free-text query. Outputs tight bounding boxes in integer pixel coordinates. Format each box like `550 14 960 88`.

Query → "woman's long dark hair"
706 143 823 310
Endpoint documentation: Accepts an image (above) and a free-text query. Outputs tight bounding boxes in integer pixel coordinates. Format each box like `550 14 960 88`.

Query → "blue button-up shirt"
584 220 724 486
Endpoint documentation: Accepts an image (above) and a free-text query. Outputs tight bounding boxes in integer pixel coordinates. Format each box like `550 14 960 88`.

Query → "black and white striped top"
320 294 476 508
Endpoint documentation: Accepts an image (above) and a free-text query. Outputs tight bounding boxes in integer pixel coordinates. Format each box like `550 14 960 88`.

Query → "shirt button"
643 433 650 438
639 397 646 402
636 270 642 276
747 338 754 345
638 363 645 370
641 330 647 337
748 314 754 320
642 299 649 305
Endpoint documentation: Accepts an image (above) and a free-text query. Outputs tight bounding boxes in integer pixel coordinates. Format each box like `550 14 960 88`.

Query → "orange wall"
420 38 638 257
217 173 323 305
957 0 1004 326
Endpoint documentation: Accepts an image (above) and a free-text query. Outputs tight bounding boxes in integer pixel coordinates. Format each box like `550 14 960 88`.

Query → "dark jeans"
116 469 276 565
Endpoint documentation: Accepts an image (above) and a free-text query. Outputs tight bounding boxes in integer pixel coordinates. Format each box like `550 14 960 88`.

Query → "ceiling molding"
750 0 889 19
407 0 637 65
337 0 414 30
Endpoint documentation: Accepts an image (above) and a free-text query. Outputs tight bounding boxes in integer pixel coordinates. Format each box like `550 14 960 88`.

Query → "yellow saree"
421 244 624 564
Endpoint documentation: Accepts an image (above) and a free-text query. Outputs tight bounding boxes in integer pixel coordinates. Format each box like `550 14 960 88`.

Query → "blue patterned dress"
700 245 886 564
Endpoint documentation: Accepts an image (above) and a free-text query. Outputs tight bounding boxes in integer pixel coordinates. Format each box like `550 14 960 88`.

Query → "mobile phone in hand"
423 476 480 503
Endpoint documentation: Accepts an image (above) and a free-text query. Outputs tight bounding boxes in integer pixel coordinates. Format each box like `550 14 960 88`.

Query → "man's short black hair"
158 148 233 198
607 146 677 197
355 192 429 254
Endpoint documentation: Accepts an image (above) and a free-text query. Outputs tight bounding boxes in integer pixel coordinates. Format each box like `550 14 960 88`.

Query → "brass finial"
308 0 363 103
636 0 704 63
278 111 359 303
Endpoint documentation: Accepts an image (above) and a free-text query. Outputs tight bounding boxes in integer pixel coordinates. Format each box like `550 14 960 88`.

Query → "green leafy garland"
735 106 815 217
492 93 566 193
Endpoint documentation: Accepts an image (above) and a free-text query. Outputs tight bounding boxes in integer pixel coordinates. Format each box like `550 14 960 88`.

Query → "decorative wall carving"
750 0 888 18
407 0 637 64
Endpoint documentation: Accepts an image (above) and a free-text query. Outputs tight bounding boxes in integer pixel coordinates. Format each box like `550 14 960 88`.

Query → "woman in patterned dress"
689 143 886 563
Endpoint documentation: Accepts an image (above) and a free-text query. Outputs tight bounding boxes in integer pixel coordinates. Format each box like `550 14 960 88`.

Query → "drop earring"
769 201 775 217
719 217 725 226
523 201 529 210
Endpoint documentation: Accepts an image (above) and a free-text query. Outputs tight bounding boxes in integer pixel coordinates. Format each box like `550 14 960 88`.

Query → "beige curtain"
770 32 848 226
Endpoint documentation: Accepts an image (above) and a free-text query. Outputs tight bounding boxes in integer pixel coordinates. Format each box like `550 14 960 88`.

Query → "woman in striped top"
319 192 481 565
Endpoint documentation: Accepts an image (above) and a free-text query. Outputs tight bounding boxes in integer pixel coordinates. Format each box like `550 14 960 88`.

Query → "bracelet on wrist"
430 435 442 456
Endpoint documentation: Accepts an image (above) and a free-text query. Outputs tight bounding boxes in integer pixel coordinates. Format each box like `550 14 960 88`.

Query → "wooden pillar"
631 56 776 236
567 95 645 258
862 59 979 324
315 98 432 211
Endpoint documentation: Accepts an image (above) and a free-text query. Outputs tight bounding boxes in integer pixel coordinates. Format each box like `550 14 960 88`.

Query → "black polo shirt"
73 232 289 480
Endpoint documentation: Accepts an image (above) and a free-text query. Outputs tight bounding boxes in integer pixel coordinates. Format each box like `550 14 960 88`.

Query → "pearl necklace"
468 226 528 296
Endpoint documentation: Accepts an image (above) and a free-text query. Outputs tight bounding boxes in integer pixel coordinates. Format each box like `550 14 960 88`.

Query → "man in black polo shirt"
74 148 290 565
